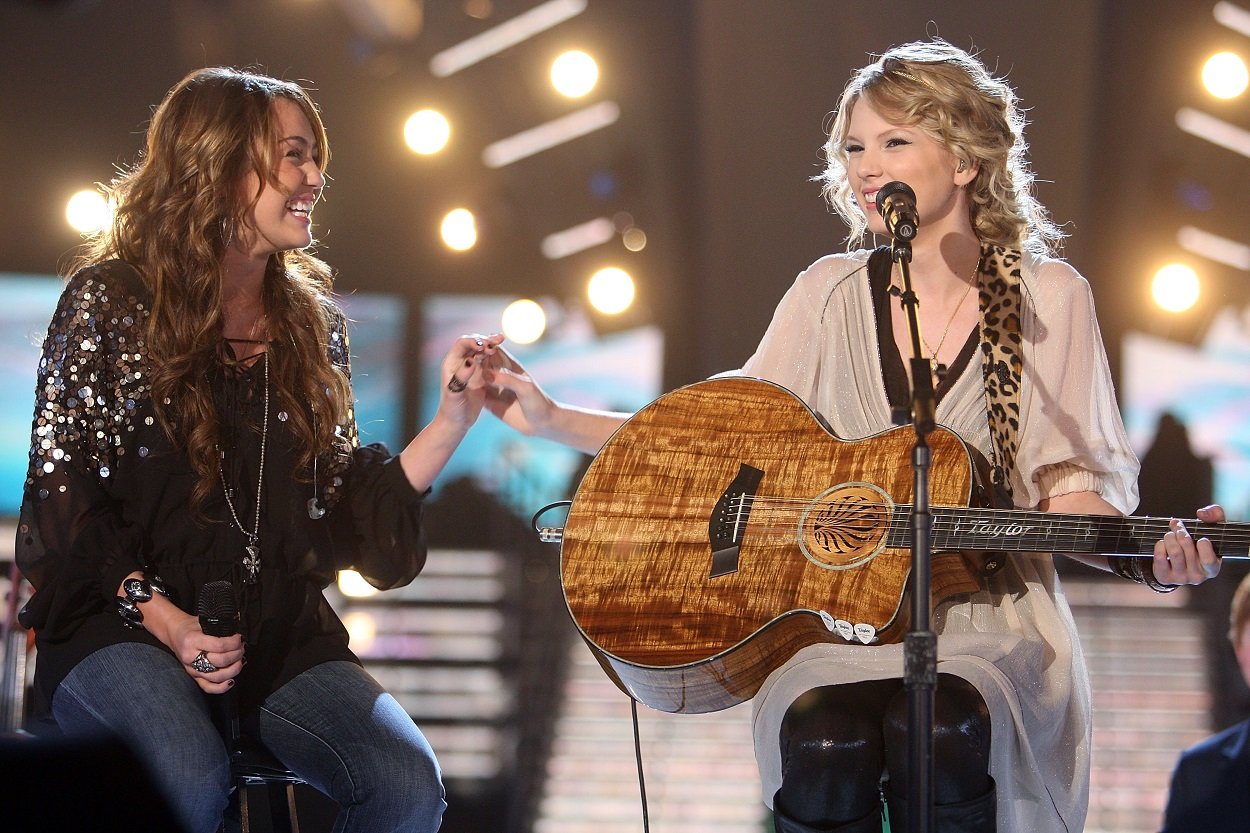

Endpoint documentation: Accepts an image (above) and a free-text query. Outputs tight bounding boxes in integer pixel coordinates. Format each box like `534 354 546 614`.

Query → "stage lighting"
65 189 111 234
1151 263 1201 312
501 298 546 344
338 569 380 598
587 267 634 314
441 208 478 251
405 109 452 154
1202 51 1249 99
551 49 598 98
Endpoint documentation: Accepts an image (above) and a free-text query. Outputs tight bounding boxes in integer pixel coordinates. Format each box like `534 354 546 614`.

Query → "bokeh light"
1202 51 1249 99
66 189 111 234
404 109 452 154
337 569 380 598
587 266 635 314
441 208 478 251
551 50 599 98
501 298 547 344
1151 263 1201 312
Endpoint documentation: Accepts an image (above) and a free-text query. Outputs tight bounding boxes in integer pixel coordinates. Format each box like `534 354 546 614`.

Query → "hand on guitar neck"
1045 491 1225 588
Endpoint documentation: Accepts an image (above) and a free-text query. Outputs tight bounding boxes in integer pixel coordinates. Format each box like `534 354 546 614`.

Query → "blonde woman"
477 40 1225 833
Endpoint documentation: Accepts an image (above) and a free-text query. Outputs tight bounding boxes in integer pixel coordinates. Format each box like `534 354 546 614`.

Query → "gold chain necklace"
920 277 976 362
893 260 980 366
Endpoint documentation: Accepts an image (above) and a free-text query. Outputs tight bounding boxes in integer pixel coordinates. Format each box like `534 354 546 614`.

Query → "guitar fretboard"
877 507 1250 557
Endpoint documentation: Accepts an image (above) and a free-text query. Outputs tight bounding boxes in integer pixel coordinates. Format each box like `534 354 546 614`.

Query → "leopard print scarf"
975 244 1024 508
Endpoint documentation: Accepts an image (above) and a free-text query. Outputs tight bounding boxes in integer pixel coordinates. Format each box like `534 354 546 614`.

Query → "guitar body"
561 376 986 714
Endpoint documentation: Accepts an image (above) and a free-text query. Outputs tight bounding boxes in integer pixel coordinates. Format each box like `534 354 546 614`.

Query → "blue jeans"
53 643 446 833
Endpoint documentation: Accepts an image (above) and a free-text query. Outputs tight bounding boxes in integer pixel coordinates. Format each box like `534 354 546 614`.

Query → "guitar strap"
975 245 1025 508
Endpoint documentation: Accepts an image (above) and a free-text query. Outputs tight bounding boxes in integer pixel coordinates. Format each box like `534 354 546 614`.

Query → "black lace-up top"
16 260 429 718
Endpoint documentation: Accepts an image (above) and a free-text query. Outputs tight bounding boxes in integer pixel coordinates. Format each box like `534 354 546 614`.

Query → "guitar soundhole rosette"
797 482 893 571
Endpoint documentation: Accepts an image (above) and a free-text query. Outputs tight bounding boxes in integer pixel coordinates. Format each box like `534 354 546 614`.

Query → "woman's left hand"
1153 504 1225 586
436 333 504 430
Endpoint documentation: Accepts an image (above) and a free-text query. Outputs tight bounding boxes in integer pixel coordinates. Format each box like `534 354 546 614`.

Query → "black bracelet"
114 573 172 629
1108 555 1179 594
115 596 144 629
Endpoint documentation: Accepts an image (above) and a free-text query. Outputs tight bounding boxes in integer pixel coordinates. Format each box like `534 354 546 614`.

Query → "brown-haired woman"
17 66 500 833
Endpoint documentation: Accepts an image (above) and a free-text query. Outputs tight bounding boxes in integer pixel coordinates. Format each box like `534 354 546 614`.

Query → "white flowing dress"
740 248 1139 833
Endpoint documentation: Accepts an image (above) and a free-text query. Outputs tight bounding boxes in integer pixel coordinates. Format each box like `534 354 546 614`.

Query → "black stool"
227 740 303 833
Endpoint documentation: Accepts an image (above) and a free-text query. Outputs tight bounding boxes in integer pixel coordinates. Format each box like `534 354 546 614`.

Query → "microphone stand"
890 237 937 833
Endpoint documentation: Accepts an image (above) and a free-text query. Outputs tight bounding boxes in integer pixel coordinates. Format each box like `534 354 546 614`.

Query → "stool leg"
263 781 299 832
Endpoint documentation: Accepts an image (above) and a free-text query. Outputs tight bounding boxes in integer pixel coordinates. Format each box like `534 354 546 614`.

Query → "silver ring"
191 650 217 674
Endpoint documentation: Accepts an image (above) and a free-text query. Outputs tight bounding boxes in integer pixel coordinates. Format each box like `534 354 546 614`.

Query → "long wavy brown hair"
71 67 351 507
818 40 1064 255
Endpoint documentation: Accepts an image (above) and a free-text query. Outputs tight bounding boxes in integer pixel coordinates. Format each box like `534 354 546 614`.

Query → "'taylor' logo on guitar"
951 519 1038 537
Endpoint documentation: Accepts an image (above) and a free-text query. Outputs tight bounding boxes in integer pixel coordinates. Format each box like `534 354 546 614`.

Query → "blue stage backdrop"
419 294 664 521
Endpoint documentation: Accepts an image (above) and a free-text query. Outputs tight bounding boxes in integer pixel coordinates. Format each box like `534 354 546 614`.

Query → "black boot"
773 798 883 833
885 779 996 833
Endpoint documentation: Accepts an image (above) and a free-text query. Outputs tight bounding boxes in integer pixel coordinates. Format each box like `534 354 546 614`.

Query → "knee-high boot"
885 779 996 833
772 796 883 833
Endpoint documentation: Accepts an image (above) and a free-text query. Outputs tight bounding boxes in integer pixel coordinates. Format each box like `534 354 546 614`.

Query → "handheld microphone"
876 181 919 241
197 580 238 637
197 580 240 745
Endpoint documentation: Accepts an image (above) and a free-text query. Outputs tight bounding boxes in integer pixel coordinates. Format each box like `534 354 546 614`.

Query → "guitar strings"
611 494 1250 553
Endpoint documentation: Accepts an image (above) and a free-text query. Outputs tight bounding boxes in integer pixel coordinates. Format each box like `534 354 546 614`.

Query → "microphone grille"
197 580 238 636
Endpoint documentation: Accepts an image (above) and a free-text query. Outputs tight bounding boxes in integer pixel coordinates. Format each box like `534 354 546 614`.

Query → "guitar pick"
854 623 877 644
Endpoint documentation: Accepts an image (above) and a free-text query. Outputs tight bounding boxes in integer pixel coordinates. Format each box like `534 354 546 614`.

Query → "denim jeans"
53 643 446 833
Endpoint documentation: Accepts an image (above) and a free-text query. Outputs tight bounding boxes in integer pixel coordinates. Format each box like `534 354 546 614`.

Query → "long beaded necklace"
219 349 269 585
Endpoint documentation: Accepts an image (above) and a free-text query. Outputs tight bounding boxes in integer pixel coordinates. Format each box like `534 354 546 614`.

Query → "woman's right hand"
480 342 630 454
141 593 245 693
480 344 560 438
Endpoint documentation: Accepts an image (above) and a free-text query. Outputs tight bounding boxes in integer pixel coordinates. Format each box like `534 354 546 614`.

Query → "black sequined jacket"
16 259 429 717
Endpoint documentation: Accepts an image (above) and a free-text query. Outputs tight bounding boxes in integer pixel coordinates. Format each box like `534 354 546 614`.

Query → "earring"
221 219 235 248
956 160 968 173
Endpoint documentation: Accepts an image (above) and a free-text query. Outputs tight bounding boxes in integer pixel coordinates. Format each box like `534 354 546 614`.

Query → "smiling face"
235 97 325 258
843 96 976 242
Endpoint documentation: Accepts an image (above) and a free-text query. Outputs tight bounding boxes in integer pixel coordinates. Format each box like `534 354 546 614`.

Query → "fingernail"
227 679 235 688
463 358 473 367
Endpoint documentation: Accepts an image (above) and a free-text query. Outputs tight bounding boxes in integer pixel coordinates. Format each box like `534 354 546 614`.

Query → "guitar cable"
532 500 652 830
632 697 652 833
531 500 571 543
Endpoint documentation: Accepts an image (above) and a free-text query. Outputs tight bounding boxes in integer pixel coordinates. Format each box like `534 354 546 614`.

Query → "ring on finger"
191 650 217 674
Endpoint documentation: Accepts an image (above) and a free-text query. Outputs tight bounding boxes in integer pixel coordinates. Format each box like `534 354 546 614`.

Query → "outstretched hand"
437 333 505 430
480 343 560 437
1152 504 1225 587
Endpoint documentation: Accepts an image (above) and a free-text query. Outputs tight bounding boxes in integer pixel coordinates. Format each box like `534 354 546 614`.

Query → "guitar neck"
886 508 1250 558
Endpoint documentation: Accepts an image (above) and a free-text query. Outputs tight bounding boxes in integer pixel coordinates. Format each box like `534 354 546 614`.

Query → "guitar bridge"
708 463 764 577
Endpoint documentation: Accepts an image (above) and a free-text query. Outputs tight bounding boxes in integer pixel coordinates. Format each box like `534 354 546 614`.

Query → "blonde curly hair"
818 40 1063 255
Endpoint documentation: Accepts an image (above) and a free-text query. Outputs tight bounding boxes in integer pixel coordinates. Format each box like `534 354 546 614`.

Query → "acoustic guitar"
559 376 1248 714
